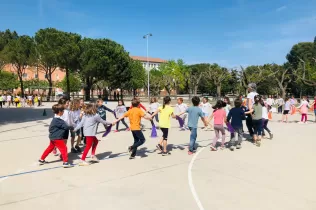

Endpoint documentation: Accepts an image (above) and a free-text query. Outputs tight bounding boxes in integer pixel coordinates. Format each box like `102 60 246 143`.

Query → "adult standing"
246 83 258 140
276 96 284 114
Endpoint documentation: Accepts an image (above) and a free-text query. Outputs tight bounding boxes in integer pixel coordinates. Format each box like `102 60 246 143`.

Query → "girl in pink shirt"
297 96 309 124
209 100 227 151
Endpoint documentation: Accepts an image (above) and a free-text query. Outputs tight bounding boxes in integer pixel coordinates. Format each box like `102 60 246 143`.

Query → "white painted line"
188 147 206 210
0 177 8 183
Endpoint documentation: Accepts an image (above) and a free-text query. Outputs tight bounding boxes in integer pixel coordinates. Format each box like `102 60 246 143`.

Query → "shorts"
63 131 69 140
202 112 209 117
160 128 169 140
70 130 81 137
283 110 289 115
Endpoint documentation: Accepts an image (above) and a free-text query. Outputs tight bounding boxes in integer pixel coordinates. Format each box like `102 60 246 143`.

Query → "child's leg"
182 114 188 128
189 128 197 152
81 136 93 161
161 128 169 152
212 125 220 146
40 141 55 160
304 114 307 122
220 126 226 146
264 119 271 133
91 137 99 157
301 114 304 122
70 132 75 149
116 120 120 130
257 119 263 140
131 131 146 157
236 128 243 145
122 119 129 128
229 130 235 147
54 140 68 163
155 114 159 123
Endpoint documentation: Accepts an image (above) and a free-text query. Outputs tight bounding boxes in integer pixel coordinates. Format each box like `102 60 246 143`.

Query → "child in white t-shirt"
176 97 188 130
149 97 159 127
200 97 213 130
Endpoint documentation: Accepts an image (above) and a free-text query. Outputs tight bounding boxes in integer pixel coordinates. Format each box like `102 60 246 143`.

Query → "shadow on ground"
0 108 53 126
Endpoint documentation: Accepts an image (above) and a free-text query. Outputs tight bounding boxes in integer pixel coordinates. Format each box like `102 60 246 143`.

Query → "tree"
159 60 185 95
286 42 315 69
57 32 81 98
56 74 82 93
2 35 36 97
129 59 146 96
0 71 19 91
24 79 49 94
0 29 18 71
187 63 209 95
204 64 230 97
34 28 64 100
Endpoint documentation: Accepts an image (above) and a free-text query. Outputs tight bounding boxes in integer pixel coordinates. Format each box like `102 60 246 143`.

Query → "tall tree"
0 29 18 71
205 64 230 97
0 71 19 91
129 59 146 96
57 32 81 98
34 28 64 100
187 63 209 95
159 60 185 95
2 35 35 97
286 42 315 69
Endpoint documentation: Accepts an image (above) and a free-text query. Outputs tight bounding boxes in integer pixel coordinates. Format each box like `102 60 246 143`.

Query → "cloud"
276 5 287 12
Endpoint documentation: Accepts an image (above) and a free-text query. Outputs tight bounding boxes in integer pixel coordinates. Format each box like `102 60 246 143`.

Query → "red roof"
130 56 166 63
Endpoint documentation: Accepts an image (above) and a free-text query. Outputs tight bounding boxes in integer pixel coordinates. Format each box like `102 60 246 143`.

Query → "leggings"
149 112 159 126
116 118 129 130
41 140 68 162
301 114 307 122
262 118 271 135
212 124 225 146
81 136 99 161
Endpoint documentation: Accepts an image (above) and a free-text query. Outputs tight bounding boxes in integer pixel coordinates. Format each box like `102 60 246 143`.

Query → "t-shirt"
290 98 296 105
97 105 113 120
213 109 226 125
266 98 274 106
200 102 211 114
124 107 145 130
224 104 231 116
227 107 244 128
7 95 11 101
252 104 263 120
262 106 268 119
158 105 174 128
247 92 258 108
186 106 203 128
284 101 291 111
176 103 188 114
115 105 127 118
277 98 284 106
298 100 309 114
149 102 159 113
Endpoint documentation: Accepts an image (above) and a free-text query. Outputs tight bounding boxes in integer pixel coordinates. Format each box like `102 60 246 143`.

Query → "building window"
34 74 38 79
22 73 28 78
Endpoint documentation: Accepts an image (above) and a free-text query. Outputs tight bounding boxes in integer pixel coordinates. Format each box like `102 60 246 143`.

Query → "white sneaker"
298 122 304 124
79 161 90 166
91 156 100 163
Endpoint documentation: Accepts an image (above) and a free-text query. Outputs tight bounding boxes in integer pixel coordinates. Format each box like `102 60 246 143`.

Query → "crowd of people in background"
0 93 42 108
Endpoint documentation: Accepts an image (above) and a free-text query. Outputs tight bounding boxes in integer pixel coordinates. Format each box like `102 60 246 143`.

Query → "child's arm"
151 110 159 117
104 105 115 114
208 112 214 121
143 114 152 120
95 115 112 126
74 116 85 131
171 112 176 119
139 103 147 111
113 112 128 125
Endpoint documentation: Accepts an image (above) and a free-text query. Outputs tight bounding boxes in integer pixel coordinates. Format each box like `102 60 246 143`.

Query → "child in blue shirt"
96 98 115 131
227 99 245 151
178 96 207 155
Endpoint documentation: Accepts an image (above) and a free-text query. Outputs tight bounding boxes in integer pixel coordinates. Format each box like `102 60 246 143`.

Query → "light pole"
143 33 152 101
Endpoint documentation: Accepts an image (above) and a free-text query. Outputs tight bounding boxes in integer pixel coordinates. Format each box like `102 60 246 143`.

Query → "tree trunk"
194 85 198 95
217 85 221 97
281 88 286 99
47 80 53 102
66 67 70 99
84 77 92 101
133 89 136 97
19 76 24 98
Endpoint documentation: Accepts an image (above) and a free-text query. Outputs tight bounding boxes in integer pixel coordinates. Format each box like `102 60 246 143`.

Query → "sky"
0 0 315 67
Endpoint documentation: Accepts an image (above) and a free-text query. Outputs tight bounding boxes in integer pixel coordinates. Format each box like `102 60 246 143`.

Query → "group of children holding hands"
38 91 315 168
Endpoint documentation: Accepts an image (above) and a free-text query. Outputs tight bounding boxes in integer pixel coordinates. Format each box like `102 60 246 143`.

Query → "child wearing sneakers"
178 96 207 155
176 97 188 130
96 98 115 132
74 103 112 166
227 99 245 151
114 100 130 132
39 104 74 168
210 100 227 151
113 98 152 159
152 96 176 156
200 97 213 130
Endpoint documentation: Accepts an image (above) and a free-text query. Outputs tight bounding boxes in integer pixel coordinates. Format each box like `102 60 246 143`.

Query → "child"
227 99 245 151
223 97 231 116
261 101 273 139
114 98 152 159
200 97 213 130
176 97 188 130
114 100 130 132
79 98 86 145
74 103 112 166
281 97 291 123
152 96 176 156
178 96 207 155
210 100 227 151
131 97 147 130
69 99 82 153
96 98 115 132
149 97 159 127
246 95 263 146
277 96 284 114
38 104 74 168
297 96 309 124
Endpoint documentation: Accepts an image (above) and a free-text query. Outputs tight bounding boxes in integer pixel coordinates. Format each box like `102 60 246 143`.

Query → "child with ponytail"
210 100 227 151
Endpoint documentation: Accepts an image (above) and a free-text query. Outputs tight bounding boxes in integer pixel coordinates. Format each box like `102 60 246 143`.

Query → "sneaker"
79 161 90 166
91 156 100 163
180 127 186 131
129 156 135 160
113 130 119 133
210 145 217 151
229 146 235 151
75 145 82 153
298 122 304 124
71 148 78 153
188 151 194 155
162 151 171 156
126 128 130 131
128 146 132 154
63 162 74 168
269 133 273 139
236 144 242 149
156 144 163 152
38 159 47 165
